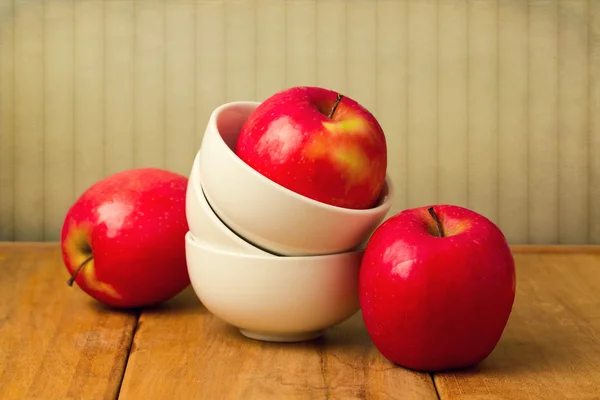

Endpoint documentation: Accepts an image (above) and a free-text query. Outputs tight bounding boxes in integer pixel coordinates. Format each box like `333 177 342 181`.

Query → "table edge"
2 242 599 254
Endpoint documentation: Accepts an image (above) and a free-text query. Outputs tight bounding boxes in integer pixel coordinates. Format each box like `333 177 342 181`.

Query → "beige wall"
0 0 598 244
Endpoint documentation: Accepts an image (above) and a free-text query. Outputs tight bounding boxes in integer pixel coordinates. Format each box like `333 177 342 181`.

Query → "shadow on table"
85 285 207 316
437 319 590 377
143 286 207 315
231 312 374 352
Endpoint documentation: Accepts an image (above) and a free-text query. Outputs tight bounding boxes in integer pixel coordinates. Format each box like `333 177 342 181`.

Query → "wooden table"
1 243 599 399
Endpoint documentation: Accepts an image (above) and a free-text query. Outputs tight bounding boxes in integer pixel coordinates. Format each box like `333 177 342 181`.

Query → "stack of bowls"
185 101 394 342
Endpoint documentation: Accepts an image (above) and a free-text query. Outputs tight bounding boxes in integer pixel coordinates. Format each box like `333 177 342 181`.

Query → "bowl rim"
188 152 274 256
206 101 395 216
185 231 365 262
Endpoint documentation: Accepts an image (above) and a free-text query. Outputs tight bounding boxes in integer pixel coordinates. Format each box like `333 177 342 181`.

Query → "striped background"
0 0 598 244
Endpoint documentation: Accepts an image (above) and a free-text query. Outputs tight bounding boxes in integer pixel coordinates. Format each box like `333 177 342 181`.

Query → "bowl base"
239 329 325 343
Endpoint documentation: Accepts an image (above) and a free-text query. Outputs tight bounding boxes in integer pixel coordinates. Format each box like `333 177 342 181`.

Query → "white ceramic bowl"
186 151 270 255
185 231 362 342
198 101 394 256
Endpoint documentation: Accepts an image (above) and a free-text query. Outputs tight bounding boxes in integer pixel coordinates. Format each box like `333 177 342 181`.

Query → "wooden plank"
0 243 137 400
510 244 600 254
119 288 438 399
434 251 600 399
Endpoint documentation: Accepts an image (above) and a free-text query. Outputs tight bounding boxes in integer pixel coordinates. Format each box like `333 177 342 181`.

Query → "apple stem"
428 206 445 238
328 93 344 119
67 255 93 286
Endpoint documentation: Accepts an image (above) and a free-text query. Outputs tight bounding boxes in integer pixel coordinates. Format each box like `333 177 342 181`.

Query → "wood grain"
119 288 438 400
434 250 600 399
118 245 600 399
0 243 138 400
2 244 600 398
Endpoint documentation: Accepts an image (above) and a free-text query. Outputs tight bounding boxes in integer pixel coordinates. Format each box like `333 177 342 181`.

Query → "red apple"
61 168 190 309
359 205 516 371
235 86 387 210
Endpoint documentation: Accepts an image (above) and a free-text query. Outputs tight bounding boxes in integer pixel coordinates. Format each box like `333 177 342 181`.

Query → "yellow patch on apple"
322 118 370 135
64 223 122 299
304 138 371 190
331 146 371 185
80 259 122 299
443 220 472 236
421 208 472 237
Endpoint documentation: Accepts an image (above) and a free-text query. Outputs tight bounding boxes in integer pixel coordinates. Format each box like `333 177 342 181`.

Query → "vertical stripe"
0 0 14 240
44 0 74 241
346 0 377 112
74 0 104 197
528 0 559 244
376 0 408 216
437 0 468 209
407 0 438 208
498 0 529 243
224 0 256 102
14 0 44 240
105 0 135 175
557 0 589 244
255 0 286 100
315 0 346 93
195 0 225 149
134 0 165 169
165 0 196 174
591 0 600 244
285 0 317 88
467 0 499 223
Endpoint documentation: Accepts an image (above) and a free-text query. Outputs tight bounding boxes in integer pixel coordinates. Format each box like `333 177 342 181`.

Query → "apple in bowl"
359 205 516 372
198 101 393 257
235 86 387 210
